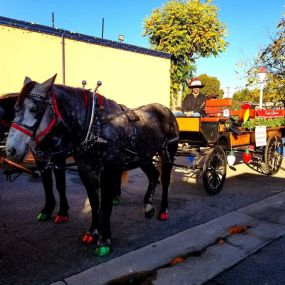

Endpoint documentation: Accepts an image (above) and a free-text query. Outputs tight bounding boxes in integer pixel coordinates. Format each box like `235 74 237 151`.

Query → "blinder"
11 91 60 144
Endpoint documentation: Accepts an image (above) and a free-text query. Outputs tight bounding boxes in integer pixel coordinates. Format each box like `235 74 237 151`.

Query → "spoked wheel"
264 135 283 175
202 146 227 195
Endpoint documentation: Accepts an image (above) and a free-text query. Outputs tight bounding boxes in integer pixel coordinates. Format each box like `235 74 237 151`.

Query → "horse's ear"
24 77 32 86
41 74 57 92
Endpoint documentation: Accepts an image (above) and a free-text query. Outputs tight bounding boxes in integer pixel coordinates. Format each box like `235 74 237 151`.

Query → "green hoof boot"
37 212 50 221
95 245 111 256
95 239 111 256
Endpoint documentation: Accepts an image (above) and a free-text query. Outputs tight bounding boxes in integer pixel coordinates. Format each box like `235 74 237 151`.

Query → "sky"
1 0 284 97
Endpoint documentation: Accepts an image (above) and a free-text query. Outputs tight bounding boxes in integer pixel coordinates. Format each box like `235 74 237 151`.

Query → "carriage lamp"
243 147 251 163
227 149 236 167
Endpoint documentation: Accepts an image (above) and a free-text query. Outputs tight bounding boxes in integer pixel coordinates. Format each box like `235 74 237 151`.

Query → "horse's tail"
121 171 129 186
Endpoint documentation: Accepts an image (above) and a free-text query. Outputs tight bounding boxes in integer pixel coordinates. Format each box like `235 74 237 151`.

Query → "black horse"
6 75 179 255
0 93 68 224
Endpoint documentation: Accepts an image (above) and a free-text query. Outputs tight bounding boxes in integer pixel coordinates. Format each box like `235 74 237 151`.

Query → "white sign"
223 108 230 117
255 126 267 147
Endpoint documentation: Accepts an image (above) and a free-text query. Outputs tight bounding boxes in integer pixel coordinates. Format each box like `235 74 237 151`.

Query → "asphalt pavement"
0 158 284 285
50 191 285 285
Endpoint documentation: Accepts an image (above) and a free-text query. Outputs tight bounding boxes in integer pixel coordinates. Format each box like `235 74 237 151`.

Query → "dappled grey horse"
6 75 179 255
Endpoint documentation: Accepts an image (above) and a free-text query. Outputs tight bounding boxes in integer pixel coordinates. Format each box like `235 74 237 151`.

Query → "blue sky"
1 0 284 96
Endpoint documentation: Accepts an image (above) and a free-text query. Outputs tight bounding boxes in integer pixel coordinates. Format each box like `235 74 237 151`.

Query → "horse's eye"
30 107 38 113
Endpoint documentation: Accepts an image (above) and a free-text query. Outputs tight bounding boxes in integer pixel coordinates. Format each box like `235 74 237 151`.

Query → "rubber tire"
202 146 227 195
264 135 283 175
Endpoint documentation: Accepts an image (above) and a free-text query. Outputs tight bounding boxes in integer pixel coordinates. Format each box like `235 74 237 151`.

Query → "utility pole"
101 18 104 39
62 33 65 85
226 86 230 98
52 12 55 28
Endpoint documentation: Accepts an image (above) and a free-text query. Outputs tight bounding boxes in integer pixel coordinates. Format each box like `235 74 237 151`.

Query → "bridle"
10 87 102 159
11 91 64 146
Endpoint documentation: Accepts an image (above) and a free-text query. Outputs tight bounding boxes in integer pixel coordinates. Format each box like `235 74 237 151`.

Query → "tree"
198 74 224 98
143 0 227 108
260 16 285 79
244 13 285 102
232 88 257 109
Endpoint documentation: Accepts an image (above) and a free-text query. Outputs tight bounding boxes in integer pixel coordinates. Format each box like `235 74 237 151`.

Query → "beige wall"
0 25 171 107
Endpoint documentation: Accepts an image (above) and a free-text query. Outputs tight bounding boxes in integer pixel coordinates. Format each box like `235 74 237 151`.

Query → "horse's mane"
55 84 82 93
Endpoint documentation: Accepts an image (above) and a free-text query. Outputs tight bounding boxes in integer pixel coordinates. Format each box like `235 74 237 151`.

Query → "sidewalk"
50 191 285 285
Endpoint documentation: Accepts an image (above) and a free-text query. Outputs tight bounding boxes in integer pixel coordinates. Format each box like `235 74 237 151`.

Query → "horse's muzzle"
6 147 20 161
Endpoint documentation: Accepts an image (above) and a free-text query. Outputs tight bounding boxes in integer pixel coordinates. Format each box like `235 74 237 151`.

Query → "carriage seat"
205 98 232 117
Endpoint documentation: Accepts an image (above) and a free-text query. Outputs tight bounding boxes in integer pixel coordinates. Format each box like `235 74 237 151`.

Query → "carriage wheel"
264 135 283 175
202 146 227 195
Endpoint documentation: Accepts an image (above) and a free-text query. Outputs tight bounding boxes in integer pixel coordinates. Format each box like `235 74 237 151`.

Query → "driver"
182 78 206 117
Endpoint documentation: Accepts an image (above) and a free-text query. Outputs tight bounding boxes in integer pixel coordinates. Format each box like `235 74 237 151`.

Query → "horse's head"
6 74 57 161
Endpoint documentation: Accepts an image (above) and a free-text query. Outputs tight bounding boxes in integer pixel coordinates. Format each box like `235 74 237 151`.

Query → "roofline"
0 16 172 59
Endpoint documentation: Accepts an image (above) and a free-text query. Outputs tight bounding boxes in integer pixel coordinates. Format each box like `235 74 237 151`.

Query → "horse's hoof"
145 207 155 219
37 212 50 221
157 212 169 221
54 215 68 224
82 230 99 245
95 239 111 256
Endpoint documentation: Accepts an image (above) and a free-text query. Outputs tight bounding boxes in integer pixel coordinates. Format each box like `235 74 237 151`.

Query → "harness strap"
125 110 140 122
11 123 33 137
51 93 63 121
34 118 57 144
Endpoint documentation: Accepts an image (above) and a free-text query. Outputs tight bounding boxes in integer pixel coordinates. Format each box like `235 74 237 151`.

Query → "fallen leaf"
228 225 247 235
170 256 185 266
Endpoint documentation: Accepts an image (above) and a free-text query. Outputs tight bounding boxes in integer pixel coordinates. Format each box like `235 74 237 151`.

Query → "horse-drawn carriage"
175 98 285 194
1 90 284 192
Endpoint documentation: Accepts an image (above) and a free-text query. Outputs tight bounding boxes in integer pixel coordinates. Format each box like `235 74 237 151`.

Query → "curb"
50 191 285 285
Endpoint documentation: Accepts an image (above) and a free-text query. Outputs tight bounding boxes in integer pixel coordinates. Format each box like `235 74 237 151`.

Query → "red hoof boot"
82 230 99 245
54 215 69 224
158 212 169 221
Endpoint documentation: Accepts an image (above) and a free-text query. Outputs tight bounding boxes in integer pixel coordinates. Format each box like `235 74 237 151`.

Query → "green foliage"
198 74 224 98
242 12 285 102
232 88 259 106
260 16 285 80
242 118 285 130
143 0 228 107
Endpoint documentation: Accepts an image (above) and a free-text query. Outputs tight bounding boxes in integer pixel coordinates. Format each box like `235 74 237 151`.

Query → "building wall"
0 23 171 107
